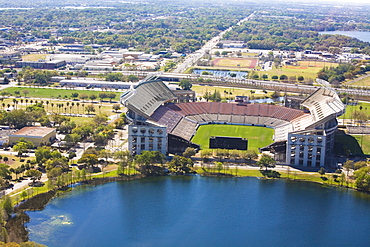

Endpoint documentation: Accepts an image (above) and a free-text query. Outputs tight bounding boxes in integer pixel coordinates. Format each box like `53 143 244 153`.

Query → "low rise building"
9 127 56 147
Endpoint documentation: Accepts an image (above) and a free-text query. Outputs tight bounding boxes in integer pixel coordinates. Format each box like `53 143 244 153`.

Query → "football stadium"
121 78 345 168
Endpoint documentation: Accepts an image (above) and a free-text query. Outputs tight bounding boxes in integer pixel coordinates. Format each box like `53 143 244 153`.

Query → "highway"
173 12 256 74
118 70 370 98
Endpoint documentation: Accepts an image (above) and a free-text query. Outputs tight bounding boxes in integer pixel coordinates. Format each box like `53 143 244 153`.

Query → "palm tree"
76 102 80 114
46 101 49 112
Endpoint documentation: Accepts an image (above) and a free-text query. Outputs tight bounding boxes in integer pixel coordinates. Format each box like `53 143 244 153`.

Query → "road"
173 12 256 73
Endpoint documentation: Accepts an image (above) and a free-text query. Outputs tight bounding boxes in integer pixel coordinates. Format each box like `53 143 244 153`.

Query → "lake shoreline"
10 170 364 245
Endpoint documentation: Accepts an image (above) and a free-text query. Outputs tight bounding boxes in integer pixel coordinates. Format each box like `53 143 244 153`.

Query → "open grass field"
353 135 370 154
347 73 370 86
257 61 338 81
334 131 364 155
194 60 337 81
339 101 370 119
1 87 121 100
191 85 271 98
191 124 274 151
212 58 257 68
21 54 47 61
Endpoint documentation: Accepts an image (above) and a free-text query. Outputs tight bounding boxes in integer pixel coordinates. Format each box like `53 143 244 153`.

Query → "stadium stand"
122 79 345 167
121 79 176 119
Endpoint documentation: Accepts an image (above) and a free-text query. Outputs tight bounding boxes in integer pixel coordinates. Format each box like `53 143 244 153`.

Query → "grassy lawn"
257 61 338 81
353 135 370 155
1 87 122 100
196 167 349 187
21 54 47 61
0 98 119 118
193 60 337 81
334 131 364 155
339 101 370 119
191 85 272 98
191 124 274 151
346 73 370 86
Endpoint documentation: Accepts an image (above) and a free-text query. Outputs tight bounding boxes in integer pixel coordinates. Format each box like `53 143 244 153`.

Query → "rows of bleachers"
149 102 309 142
150 106 182 132
275 123 294 141
291 114 313 131
171 117 198 140
301 88 345 122
165 102 305 122
123 79 176 118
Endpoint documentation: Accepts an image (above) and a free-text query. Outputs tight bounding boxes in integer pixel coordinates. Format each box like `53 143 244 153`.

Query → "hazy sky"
303 0 370 4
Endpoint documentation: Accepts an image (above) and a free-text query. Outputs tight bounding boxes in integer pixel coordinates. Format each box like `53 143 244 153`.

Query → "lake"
319 31 370 43
26 176 370 247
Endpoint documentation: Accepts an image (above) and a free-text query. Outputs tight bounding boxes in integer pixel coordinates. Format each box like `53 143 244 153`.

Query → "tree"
47 167 62 181
343 159 354 176
113 150 132 175
135 151 166 175
71 92 79 99
179 79 192 90
167 155 194 174
215 161 223 173
85 104 95 114
112 104 121 112
0 164 10 179
78 153 99 171
183 147 196 158
79 93 88 102
93 114 108 126
257 154 276 171
13 138 33 157
354 166 370 192
22 89 29 97
2 195 12 216
89 94 97 102
354 161 367 170
279 75 288 80
98 92 107 102
318 167 326 176
25 169 42 185
241 150 258 165
107 93 116 102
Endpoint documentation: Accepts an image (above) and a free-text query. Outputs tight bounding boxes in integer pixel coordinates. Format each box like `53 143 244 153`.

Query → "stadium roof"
121 79 176 119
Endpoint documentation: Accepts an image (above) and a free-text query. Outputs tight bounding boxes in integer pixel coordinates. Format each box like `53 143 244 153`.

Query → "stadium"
121 78 345 168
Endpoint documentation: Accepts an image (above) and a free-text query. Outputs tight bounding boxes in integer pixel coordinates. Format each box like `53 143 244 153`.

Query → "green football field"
191 124 274 151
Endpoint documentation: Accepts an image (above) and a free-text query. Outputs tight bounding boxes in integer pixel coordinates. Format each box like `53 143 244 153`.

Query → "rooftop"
11 127 56 137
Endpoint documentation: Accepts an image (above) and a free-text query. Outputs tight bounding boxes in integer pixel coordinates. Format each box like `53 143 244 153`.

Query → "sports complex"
121 78 345 168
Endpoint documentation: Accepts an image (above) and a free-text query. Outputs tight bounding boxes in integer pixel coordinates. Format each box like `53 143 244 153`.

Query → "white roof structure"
301 88 345 122
121 79 176 119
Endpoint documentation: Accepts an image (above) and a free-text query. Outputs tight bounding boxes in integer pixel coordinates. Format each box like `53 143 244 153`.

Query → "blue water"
193 69 248 78
26 176 370 247
319 31 370 43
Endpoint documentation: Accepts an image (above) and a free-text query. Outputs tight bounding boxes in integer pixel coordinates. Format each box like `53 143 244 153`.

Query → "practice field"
1 87 121 100
191 124 274 151
212 58 257 68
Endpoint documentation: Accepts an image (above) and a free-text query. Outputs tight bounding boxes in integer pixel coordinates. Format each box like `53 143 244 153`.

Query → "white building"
128 125 167 155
